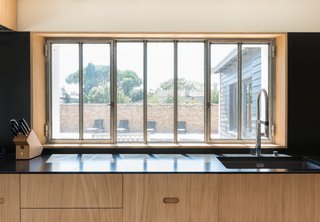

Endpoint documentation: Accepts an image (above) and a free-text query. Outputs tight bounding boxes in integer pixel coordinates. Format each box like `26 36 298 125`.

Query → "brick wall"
60 104 219 133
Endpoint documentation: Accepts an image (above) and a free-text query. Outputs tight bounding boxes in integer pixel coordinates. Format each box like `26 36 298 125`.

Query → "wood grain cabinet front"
282 174 320 222
219 174 320 222
219 174 284 222
0 0 16 30
0 174 20 222
21 174 122 208
21 209 122 222
123 174 219 222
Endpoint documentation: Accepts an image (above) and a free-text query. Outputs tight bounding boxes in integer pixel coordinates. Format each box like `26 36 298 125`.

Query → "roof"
211 47 260 74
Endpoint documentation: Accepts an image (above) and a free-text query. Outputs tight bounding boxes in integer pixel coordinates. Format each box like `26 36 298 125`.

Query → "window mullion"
143 41 148 144
79 42 84 140
111 41 116 143
174 41 178 143
205 41 211 143
237 43 242 140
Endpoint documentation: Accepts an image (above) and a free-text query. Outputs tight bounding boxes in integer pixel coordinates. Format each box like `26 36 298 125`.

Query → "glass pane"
177 43 204 142
241 44 269 139
147 42 174 142
117 42 144 142
51 44 79 139
210 44 238 139
82 44 111 140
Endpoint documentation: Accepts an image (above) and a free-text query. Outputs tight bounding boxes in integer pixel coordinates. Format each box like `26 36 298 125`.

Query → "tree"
117 91 131 104
130 88 143 103
117 70 143 101
65 64 142 104
61 87 71 103
211 89 219 104
66 63 110 100
86 82 110 104
157 78 204 104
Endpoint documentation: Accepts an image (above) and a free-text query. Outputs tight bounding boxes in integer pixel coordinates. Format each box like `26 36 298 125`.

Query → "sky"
53 42 207 93
52 42 268 94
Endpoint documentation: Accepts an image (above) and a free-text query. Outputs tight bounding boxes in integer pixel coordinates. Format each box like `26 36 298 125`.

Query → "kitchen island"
0 153 319 222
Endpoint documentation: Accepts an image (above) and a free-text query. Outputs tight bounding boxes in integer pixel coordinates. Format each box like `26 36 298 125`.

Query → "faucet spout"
255 89 269 157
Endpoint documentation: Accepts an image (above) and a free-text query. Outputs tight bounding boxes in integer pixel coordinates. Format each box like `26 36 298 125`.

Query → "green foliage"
64 64 204 105
86 82 110 104
117 91 132 104
66 63 110 99
211 89 220 104
129 88 143 103
64 64 142 104
158 78 204 104
61 87 71 103
117 70 142 97
147 90 159 104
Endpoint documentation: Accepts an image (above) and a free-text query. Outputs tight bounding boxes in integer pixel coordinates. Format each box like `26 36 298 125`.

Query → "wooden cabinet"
282 174 320 222
21 209 122 222
21 174 122 208
123 174 218 222
1 172 320 222
0 174 20 222
219 174 284 222
219 174 320 222
0 0 16 30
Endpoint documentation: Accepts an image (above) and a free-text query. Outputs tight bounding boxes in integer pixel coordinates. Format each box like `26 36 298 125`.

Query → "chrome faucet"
255 89 269 157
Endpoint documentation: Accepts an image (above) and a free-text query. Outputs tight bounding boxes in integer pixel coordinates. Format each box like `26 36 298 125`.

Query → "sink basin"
217 156 320 170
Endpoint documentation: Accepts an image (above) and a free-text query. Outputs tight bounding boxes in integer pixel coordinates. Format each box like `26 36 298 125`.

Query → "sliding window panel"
177 43 204 142
210 44 238 140
51 44 80 139
241 44 269 139
147 43 174 142
116 42 144 142
82 44 111 140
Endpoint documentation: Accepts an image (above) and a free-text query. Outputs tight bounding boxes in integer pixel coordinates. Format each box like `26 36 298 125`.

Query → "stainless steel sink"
217 156 320 170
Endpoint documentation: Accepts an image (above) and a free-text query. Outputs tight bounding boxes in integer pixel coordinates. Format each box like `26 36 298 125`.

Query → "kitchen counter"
1 153 320 173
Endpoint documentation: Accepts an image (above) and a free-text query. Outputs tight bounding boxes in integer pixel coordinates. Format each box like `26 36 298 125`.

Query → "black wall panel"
288 33 320 154
0 32 30 153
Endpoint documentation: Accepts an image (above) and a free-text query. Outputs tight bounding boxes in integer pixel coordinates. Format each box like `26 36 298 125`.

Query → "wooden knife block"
13 130 43 160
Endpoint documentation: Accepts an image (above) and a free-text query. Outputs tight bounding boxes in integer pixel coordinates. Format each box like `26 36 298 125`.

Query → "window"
47 39 273 145
209 42 271 142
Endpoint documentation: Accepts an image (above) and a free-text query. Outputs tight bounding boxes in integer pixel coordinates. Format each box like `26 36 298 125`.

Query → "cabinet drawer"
123 174 218 222
21 174 122 208
0 174 20 222
21 209 122 222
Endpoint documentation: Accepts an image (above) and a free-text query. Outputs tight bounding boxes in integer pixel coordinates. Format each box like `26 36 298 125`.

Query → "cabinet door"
219 174 284 222
283 174 320 222
21 209 122 222
123 174 218 222
0 174 20 222
21 174 122 208
0 0 16 30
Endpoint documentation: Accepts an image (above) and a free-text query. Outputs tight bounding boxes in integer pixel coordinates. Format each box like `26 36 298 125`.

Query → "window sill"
43 143 286 149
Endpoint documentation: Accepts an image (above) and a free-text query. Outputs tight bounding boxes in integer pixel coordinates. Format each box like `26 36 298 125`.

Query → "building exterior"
212 47 266 139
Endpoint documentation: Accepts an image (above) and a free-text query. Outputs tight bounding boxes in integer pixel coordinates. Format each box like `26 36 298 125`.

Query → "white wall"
17 0 320 32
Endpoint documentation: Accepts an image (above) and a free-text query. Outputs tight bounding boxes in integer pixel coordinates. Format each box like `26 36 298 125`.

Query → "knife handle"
11 123 20 135
20 118 31 132
11 128 19 136
19 123 28 136
10 119 19 129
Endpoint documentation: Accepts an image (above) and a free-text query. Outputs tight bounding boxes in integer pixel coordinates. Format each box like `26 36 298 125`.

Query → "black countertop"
1 153 320 174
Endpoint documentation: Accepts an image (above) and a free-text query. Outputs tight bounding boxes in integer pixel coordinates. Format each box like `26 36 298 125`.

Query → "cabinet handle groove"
163 197 179 204
0 197 5 204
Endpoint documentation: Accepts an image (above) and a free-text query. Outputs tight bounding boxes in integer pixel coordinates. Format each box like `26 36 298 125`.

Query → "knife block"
13 130 43 160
